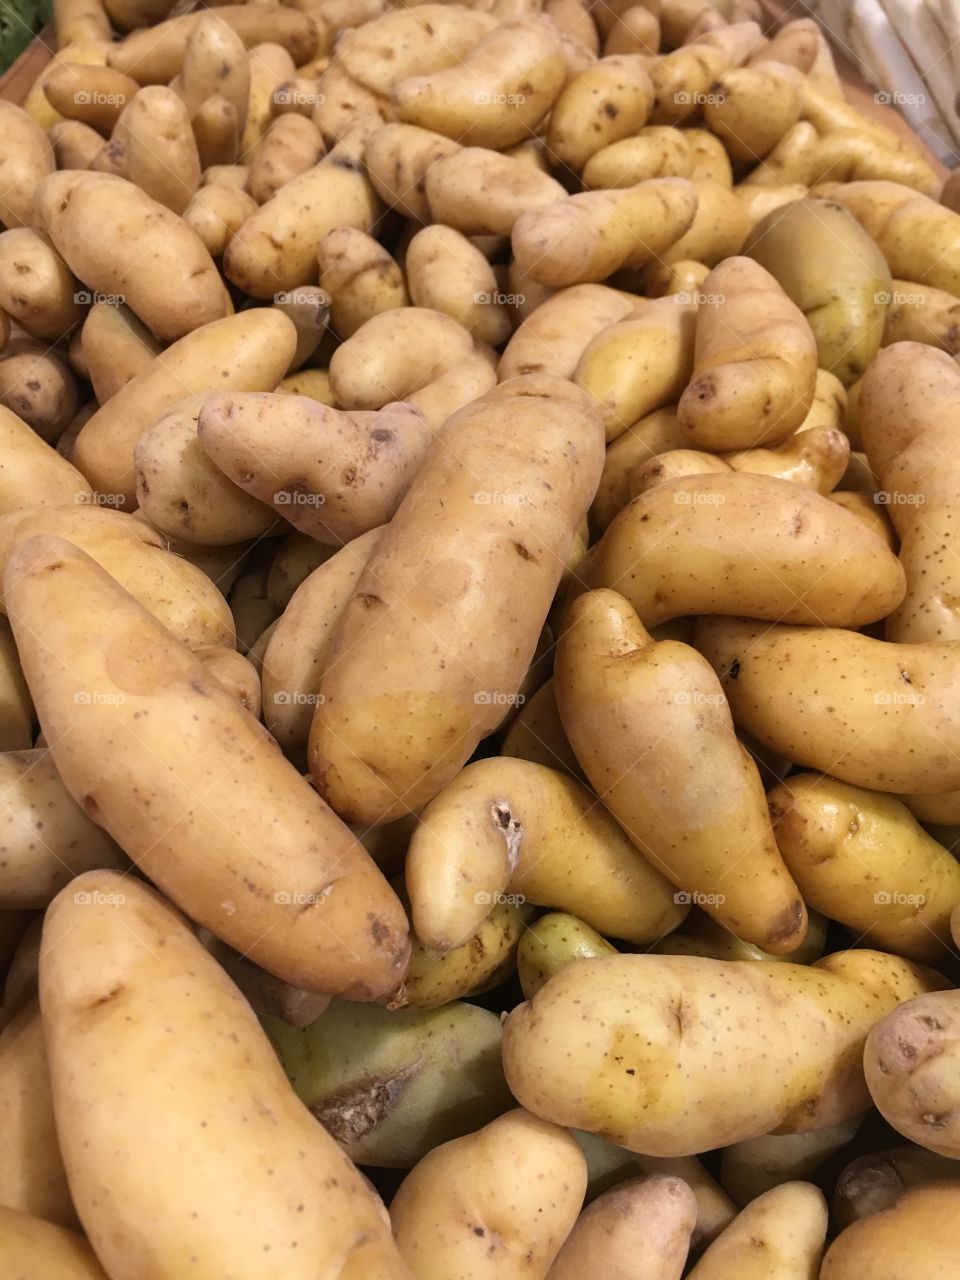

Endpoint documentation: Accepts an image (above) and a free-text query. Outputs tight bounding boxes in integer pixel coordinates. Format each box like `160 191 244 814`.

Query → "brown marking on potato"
310 1067 417 1143
85 983 125 1010
513 541 535 561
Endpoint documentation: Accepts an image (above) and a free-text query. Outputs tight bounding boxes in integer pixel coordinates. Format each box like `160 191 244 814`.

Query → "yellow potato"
684 127 734 184
195 645 261 717
364 122 460 221
630 447 728 494
517 912 617 1000
0 340 80 445
112 85 201 213
0 1206 107 1278
42 62 138 135
9 537 409 997
104 0 176 31
499 676 583 777
247 113 324 203
546 55 654 173
190 95 241 169
49 118 105 168
882 279 960 354
582 126 693 189
590 405 688 530
820 1181 960 1278
424 145 566 237
686 1183 828 1279
39 872 409 1277
180 11 250 130
0 103 55 229
0 405 92 515
704 63 803 162
328 305 473 409
695 616 960 794
312 60 390 144
720 1120 861 1206
405 225 511 346
603 4 660 55
808 130 941 196
390 1109 587 1279
0 230 83 342
499 283 635 381
80 302 162 404
242 42 296 151
182 183 258 258
271 284 330 369
317 226 407 338
742 119 818 186
338 3 497 97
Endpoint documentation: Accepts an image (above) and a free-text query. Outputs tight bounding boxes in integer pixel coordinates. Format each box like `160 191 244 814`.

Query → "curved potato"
0 230 83 342
0 103 55 229
242 42 296 151
424 146 566 237
590 406 688 531
0 405 91 514
743 120 818 186
703 63 803 162
582 126 694 188
808 130 940 196
112 85 201 213
365 122 460 221
686 1182 827 1279
499 284 635 381
317 226 407 338
882 279 960 354
546 55 653 172
328 307 473 410
518 912 617 999
182 183 258 258
43 63 138 135
405 226 510 346
0 1207 106 1278
248 113 324 204
80 302 162 405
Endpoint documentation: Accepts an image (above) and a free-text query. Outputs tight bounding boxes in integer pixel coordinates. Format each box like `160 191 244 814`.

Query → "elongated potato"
0 230 83 342
809 130 940 196
742 120 818 186
695 616 960 794
424 146 566 237
0 405 92 514
49 118 104 168
405 226 510 345
499 284 635 381
0 103 55 229
406 756 686 950
723 421 850 493
678 256 818 449
112 85 201 213
7 536 408 998
820 1181 960 1278
502 950 943 1155
39 872 409 1277
42 63 138 135
328 306 473 410
0 616 33 751
35 172 229 342
704 65 803 164
73 309 296 509
180 12 250 130
364 122 460 221
248 113 324 203
390 1109 587 1279
242 42 296 151
317 226 407 338
882 279 960 354
590 405 688 530
0 1206 107 1278
547 55 653 172
686 1182 827 1279
337 3 496 97
309 376 605 825
587 473 905 626
556 590 805 951
80 302 161 404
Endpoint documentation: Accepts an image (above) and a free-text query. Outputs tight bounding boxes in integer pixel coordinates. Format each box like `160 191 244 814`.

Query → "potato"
407 756 686 949
36 172 229 343
0 340 80 445
833 1145 959 1229
39 872 408 1276
107 5 321 84
574 295 696 439
103 0 176 31
545 0 601 52
743 197 892 385
199 393 431 543
0 230 83 342
0 748 124 909
7 536 408 997
182 183 258 258
312 60 390 144
684 127 734 185
42 63 138 135
49 119 105 168
695 616 960 794
317 226 407 338
735 182 809 235
0 103 55 229
501 950 944 1154
723 420 850 493
686 1183 828 1279
196 645 261 716
647 42 729 125
549 1176 697 1280
328 306 473 409
390 1109 587 1278
751 16 819 71
189 95 241 169
393 17 566 148
180 12 250 131
267 532 334 610
424 145 566 237
364 122 461 221
225 129 381 297
511 177 699 287
111 85 201 214
556 589 805 950
0 405 92 514
0 999 76 1227
582 126 694 188
588 473 904 626
820 1181 960 1278
0 1206 107 1278
405 225 510 345
742 119 818 186
266 997 513 1166
338 4 497 97
546 55 654 173
720 1121 861 1207
678 257 817 448
809 130 940 196
242 42 296 151
499 283 635 381
768 773 960 964
590 405 687 530
517 911 617 999
882 279 960 354
80 302 161 404
654 907 829 966
703 63 802 162
248 113 324 203
74 308 296 510
271 284 330 370
200 932 330 1027
604 4 660 55
309 376 604 825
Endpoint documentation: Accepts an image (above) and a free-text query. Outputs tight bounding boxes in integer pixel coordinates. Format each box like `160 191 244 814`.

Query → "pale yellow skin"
499 677 583 778
591 405 688 531
882 278 960 354
0 505 236 650
750 17 819 72
588 472 904 626
424 146 566 238
736 182 810 234
0 340 79 444
0 230 84 343
242 42 296 151
74 308 297 509
43 63 138 135
704 63 803 162
679 257 818 449
658 179 749 267
743 120 818 186
512 177 699 287
180 12 250 129
271 284 330 370
548 1175 696 1280
318 226 407 338
641 258 710 297
40 873 410 1279
225 130 381 297
582 127 694 189
49 118 105 168
648 43 730 126
112 85 201 213
189 94 240 169
722 421 850 493
248 113 324 204
833 1145 959 1229
545 0 600 52
768 773 960 964
499 284 635 382
277 366 336 402
686 1182 827 1279
604 5 660 55
107 5 321 83
695 617 960 794
81 302 162 405
364 122 461 221
502 950 944 1155
575 296 697 440
407 756 685 951
685 128 734 185
0 404 91 514
0 748 124 909
808 131 940 196
7 536 408 998
309 376 605 825
339 4 496 96
546 55 653 173
405 226 511 346
392 17 566 148
518 912 617 1000
865 990 960 1158
0 1000 76 1227
313 61 390 145
720 1120 861 1206
390 1109 587 1280
556 590 805 951
135 396 276 546
820 1181 960 1279
35 172 230 343
0 103 55 229
196 644 261 717
0 1207 107 1279
182 183 258 258
199 392 430 543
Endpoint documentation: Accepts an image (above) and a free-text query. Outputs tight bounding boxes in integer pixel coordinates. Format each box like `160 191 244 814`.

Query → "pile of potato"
3 0 960 1274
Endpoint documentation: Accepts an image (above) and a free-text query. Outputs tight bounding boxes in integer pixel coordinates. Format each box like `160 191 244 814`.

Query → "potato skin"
0 405 92 515
309 376 605 825
686 1182 827 1280
39 872 410 1278
0 1206 107 1278
820 1181 960 1278
546 55 654 173
6 536 408 998
0 230 84 342
0 103 55 229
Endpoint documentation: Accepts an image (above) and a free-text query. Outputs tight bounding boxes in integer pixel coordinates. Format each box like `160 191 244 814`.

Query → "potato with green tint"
720 1121 861 1206
265 998 513 1167
653 908 829 965
518 913 616 999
